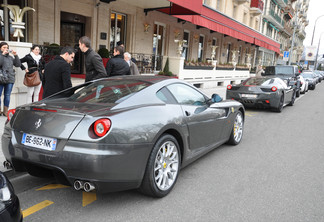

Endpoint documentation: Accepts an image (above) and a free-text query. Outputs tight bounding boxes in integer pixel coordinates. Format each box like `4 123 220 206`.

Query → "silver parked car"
2 76 244 198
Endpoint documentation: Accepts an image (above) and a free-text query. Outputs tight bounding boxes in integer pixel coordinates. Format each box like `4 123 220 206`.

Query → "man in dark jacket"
79 36 107 82
42 47 74 99
106 45 130 76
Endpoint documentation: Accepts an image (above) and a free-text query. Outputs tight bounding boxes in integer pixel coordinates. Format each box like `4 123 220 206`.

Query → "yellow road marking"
82 191 97 207
245 111 257 117
22 200 54 218
36 184 70 191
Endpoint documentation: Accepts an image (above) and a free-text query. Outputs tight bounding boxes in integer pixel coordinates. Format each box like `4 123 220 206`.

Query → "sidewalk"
0 86 227 174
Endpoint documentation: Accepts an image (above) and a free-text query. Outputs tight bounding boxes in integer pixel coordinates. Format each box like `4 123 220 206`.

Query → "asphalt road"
8 83 324 222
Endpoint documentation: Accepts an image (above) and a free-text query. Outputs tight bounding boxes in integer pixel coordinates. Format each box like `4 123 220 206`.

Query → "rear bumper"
2 128 153 193
226 92 280 109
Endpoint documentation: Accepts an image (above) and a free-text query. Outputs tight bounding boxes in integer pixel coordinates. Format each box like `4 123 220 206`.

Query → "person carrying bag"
20 45 45 104
0 42 21 116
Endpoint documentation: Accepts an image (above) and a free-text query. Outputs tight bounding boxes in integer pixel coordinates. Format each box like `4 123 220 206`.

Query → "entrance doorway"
60 12 85 74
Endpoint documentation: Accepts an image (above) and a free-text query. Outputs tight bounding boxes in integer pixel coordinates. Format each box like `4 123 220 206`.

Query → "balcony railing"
284 22 293 36
130 53 163 74
250 0 264 13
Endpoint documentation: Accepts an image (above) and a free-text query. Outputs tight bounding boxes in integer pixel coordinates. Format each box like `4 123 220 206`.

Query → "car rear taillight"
227 85 232 90
93 118 111 137
7 109 16 121
271 86 277 92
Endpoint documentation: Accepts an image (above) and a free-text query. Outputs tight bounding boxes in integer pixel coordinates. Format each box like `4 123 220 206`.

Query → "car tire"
227 111 244 145
139 134 180 198
296 89 300 97
274 93 284 112
288 90 296 106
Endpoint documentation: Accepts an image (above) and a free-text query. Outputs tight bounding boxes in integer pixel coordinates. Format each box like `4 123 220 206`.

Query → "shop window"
0 0 26 41
110 12 126 52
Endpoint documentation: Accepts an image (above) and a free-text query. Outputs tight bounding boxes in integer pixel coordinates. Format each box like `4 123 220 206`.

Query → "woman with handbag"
0 42 21 116
20 45 45 104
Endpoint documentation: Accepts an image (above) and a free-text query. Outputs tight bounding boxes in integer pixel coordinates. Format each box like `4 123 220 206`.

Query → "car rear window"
67 79 151 104
243 78 274 86
265 66 294 75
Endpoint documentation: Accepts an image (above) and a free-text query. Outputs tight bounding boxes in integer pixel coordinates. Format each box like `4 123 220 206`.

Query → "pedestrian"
117 41 137 63
106 45 130 76
42 46 74 99
79 36 107 82
124 52 140 75
0 42 21 116
20 45 45 104
256 64 264 77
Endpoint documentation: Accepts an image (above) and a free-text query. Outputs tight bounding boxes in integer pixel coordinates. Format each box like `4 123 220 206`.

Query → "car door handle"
185 111 191 116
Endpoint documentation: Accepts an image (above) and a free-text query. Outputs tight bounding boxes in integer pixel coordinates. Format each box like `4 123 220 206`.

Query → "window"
182 31 190 60
216 0 222 11
167 84 206 106
110 12 127 52
198 35 204 62
226 43 231 63
67 79 151 104
238 46 242 64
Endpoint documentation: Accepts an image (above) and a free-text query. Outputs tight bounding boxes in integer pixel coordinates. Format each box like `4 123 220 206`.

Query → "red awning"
157 3 198 15
175 15 254 44
167 0 281 54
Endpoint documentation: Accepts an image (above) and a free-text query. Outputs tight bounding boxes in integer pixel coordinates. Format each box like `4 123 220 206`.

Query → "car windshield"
265 66 294 75
301 73 314 78
67 79 151 104
243 78 274 86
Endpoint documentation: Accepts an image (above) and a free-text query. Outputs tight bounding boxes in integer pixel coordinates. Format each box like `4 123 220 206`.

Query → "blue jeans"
0 83 14 107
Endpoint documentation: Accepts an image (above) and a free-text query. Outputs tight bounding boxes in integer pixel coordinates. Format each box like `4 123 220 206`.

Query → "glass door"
60 22 84 74
110 12 127 53
153 23 165 71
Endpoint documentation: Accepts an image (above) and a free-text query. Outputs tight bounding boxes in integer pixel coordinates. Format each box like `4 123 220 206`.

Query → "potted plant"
158 58 177 77
98 48 110 67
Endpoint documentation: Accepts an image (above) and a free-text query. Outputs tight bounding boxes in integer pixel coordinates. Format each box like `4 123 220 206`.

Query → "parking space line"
82 191 97 207
36 184 70 191
22 200 54 218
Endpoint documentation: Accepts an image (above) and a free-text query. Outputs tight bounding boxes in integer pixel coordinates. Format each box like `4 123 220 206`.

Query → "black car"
262 65 301 97
0 172 22 222
226 77 296 112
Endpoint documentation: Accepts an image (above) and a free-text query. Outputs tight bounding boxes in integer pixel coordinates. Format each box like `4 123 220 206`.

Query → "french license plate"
241 94 257 98
21 133 57 151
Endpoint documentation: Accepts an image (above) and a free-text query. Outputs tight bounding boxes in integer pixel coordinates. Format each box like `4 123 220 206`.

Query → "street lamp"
314 32 324 70
311 15 324 46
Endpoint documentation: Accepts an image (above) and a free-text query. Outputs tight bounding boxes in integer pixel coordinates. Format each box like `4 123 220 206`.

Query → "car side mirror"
211 94 223 103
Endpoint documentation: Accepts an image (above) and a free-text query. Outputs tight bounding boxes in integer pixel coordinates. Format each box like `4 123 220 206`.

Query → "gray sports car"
226 77 296 112
2 76 244 197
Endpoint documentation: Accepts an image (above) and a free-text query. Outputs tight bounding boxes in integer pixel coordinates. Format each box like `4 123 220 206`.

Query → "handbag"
0 69 9 84
23 70 41 87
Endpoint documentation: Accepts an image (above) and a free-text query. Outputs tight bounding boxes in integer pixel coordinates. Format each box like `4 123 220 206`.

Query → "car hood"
12 99 115 139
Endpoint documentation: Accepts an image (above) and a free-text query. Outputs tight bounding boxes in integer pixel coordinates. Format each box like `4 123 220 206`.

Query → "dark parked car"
0 172 22 222
301 72 317 90
226 77 296 112
262 65 301 97
2 76 245 198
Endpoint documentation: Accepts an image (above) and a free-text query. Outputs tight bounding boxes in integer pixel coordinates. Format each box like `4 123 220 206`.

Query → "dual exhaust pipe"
73 180 95 192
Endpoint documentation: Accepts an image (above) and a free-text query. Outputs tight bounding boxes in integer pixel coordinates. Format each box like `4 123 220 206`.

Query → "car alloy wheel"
154 140 179 191
140 134 180 197
227 111 244 145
